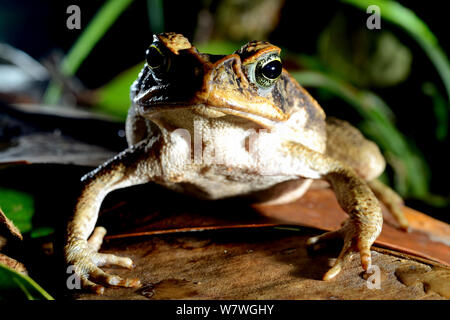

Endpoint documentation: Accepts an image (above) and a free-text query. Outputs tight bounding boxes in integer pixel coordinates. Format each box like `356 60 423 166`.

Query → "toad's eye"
145 44 168 70
255 55 282 88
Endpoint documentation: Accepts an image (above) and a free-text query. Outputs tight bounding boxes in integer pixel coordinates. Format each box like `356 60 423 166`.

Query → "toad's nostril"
193 66 202 78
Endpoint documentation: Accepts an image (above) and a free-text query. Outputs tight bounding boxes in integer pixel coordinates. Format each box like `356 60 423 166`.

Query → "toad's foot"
307 219 375 281
65 227 141 294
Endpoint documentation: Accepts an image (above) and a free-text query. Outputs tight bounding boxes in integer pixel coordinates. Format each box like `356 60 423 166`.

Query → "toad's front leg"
284 142 383 280
65 136 164 294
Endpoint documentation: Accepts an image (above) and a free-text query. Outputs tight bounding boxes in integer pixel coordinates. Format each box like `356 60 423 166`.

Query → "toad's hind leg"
325 117 409 230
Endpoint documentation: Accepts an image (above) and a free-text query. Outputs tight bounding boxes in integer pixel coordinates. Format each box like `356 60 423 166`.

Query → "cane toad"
65 32 408 294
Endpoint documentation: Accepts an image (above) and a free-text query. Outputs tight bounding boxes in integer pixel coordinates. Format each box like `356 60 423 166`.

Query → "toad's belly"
157 172 312 205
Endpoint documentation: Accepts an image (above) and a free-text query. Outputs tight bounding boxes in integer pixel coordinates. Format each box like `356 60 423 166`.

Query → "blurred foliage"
0 187 53 300
0 263 53 300
213 0 285 41
43 0 134 104
147 0 164 34
0 188 54 238
423 82 448 142
291 69 429 199
342 0 450 103
318 13 412 88
0 187 34 233
96 62 142 120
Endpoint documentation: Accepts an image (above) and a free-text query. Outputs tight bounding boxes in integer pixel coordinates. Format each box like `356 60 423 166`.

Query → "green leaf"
30 227 54 239
342 0 450 103
44 0 134 104
0 187 34 233
0 263 53 300
195 40 241 55
422 82 448 141
96 63 144 120
147 0 164 34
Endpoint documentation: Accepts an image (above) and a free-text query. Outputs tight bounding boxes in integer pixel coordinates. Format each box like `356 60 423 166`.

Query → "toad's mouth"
134 100 276 128
133 84 287 128
135 101 282 132
136 101 228 119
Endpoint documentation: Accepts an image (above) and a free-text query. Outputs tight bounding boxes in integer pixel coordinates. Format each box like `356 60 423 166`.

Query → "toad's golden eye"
145 44 168 70
255 54 282 88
